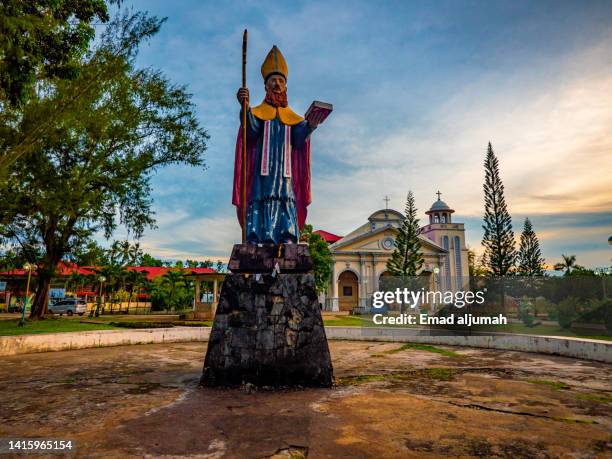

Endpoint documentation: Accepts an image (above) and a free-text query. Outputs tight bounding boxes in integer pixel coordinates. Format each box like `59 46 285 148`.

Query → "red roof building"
127 266 215 281
0 261 97 278
0 263 216 281
313 229 343 244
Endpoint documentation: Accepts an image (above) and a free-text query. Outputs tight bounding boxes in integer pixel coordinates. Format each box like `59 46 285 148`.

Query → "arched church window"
454 236 463 288
442 236 451 291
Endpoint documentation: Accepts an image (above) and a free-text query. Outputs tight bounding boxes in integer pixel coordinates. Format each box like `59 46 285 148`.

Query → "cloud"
115 0 612 268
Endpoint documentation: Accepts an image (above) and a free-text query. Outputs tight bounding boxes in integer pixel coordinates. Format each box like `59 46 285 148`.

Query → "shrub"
557 297 580 329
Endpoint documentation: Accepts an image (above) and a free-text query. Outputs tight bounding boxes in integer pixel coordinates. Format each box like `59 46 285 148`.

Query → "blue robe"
243 109 313 244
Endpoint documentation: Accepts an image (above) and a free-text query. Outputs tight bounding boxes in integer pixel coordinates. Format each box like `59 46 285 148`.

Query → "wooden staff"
241 29 248 243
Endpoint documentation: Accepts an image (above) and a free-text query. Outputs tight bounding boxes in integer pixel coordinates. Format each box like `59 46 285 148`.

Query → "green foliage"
113 288 130 302
386 191 423 276
536 297 558 321
109 240 143 266
67 240 110 266
481 142 516 275
575 393 612 404
0 0 112 107
384 343 461 357
0 247 27 271
554 254 577 275
140 253 164 267
150 269 193 311
603 299 612 333
557 296 581 329
517 218 545 276
568 266 596 276
528 379 571 390
300 224 333 293
518 299 535 327
0 12 208 318
110 321 171 329
467 249 488 277
576 298 612 332
0 318 118 336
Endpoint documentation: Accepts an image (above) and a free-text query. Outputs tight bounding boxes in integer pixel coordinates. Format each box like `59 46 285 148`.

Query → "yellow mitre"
252 45 304 126
261 45 288 81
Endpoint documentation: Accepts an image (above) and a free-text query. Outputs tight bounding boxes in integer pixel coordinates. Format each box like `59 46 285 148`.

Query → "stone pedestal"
201 244 334 388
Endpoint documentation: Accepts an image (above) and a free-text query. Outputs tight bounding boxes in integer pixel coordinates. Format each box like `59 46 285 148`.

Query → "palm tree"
110 240 143 267
160 269 187 311
124 269 147 312
554 254 577 276
94 264 124 314
67 272 85 295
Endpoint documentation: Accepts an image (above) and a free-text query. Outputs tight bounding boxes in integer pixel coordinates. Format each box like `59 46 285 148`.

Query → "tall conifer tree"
387 191 424 276
482 142 516 275
517 218 546 276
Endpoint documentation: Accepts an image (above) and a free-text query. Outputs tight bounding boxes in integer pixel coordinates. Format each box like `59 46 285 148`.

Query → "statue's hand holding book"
305 101 333 128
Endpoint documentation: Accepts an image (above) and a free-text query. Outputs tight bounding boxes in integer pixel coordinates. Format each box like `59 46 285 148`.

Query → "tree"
124 269 147 311
215 260 226 273
66 271 86 294
92 263 123 316
0 1 121 178
67 240 109 266
517 218 546 276
199 260 214 268
0 0 113 107
300 224 333 293
0 247 27 271
109 240 142 266
185 259 199 268
0 13 208 319
386 191 424 276
554 254 577 276
151 269 192 311
140 253 163 267
467 248 488 277
481 142 516 276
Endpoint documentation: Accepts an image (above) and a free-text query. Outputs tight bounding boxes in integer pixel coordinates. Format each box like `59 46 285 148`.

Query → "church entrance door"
338 271 359 311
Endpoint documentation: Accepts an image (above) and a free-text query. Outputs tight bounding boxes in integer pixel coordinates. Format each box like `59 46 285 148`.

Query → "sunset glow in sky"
110 0 612 268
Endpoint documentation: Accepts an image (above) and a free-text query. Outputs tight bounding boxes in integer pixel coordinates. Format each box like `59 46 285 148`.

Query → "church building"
318 193 470 312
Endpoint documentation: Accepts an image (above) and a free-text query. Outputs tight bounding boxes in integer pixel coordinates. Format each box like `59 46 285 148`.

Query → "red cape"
232 126 311 231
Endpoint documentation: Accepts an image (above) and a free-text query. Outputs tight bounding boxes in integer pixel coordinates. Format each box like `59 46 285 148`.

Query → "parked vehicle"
48 299 87 316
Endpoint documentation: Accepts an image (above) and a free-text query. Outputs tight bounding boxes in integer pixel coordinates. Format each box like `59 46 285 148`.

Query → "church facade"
320 194 470 312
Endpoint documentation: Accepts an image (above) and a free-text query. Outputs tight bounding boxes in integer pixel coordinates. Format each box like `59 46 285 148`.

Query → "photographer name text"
372 313 507 327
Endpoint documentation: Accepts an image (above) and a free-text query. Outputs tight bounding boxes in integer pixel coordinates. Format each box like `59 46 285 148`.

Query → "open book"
305 101 333 126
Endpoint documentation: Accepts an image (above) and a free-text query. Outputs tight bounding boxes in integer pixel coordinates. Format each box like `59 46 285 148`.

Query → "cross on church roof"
436 190 442 200
383 195 390 209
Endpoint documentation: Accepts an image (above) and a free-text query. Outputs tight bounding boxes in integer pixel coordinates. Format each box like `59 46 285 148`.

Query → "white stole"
260 120 291 178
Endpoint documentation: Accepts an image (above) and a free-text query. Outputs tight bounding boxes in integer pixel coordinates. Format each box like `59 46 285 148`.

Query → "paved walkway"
0 341 610 458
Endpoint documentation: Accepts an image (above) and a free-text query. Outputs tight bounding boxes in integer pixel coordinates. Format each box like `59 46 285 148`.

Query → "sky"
109 0 612 268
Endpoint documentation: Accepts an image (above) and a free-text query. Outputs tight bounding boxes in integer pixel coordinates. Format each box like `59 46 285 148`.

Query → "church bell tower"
420 191 469 292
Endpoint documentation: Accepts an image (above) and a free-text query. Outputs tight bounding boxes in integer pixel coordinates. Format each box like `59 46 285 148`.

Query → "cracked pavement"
0 341 610 458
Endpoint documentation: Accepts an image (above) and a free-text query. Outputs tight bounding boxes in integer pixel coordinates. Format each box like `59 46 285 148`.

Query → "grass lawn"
0 318 119 336
322 314 611 341
1 313 609 342
481 323 611 341
322 315 371 327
